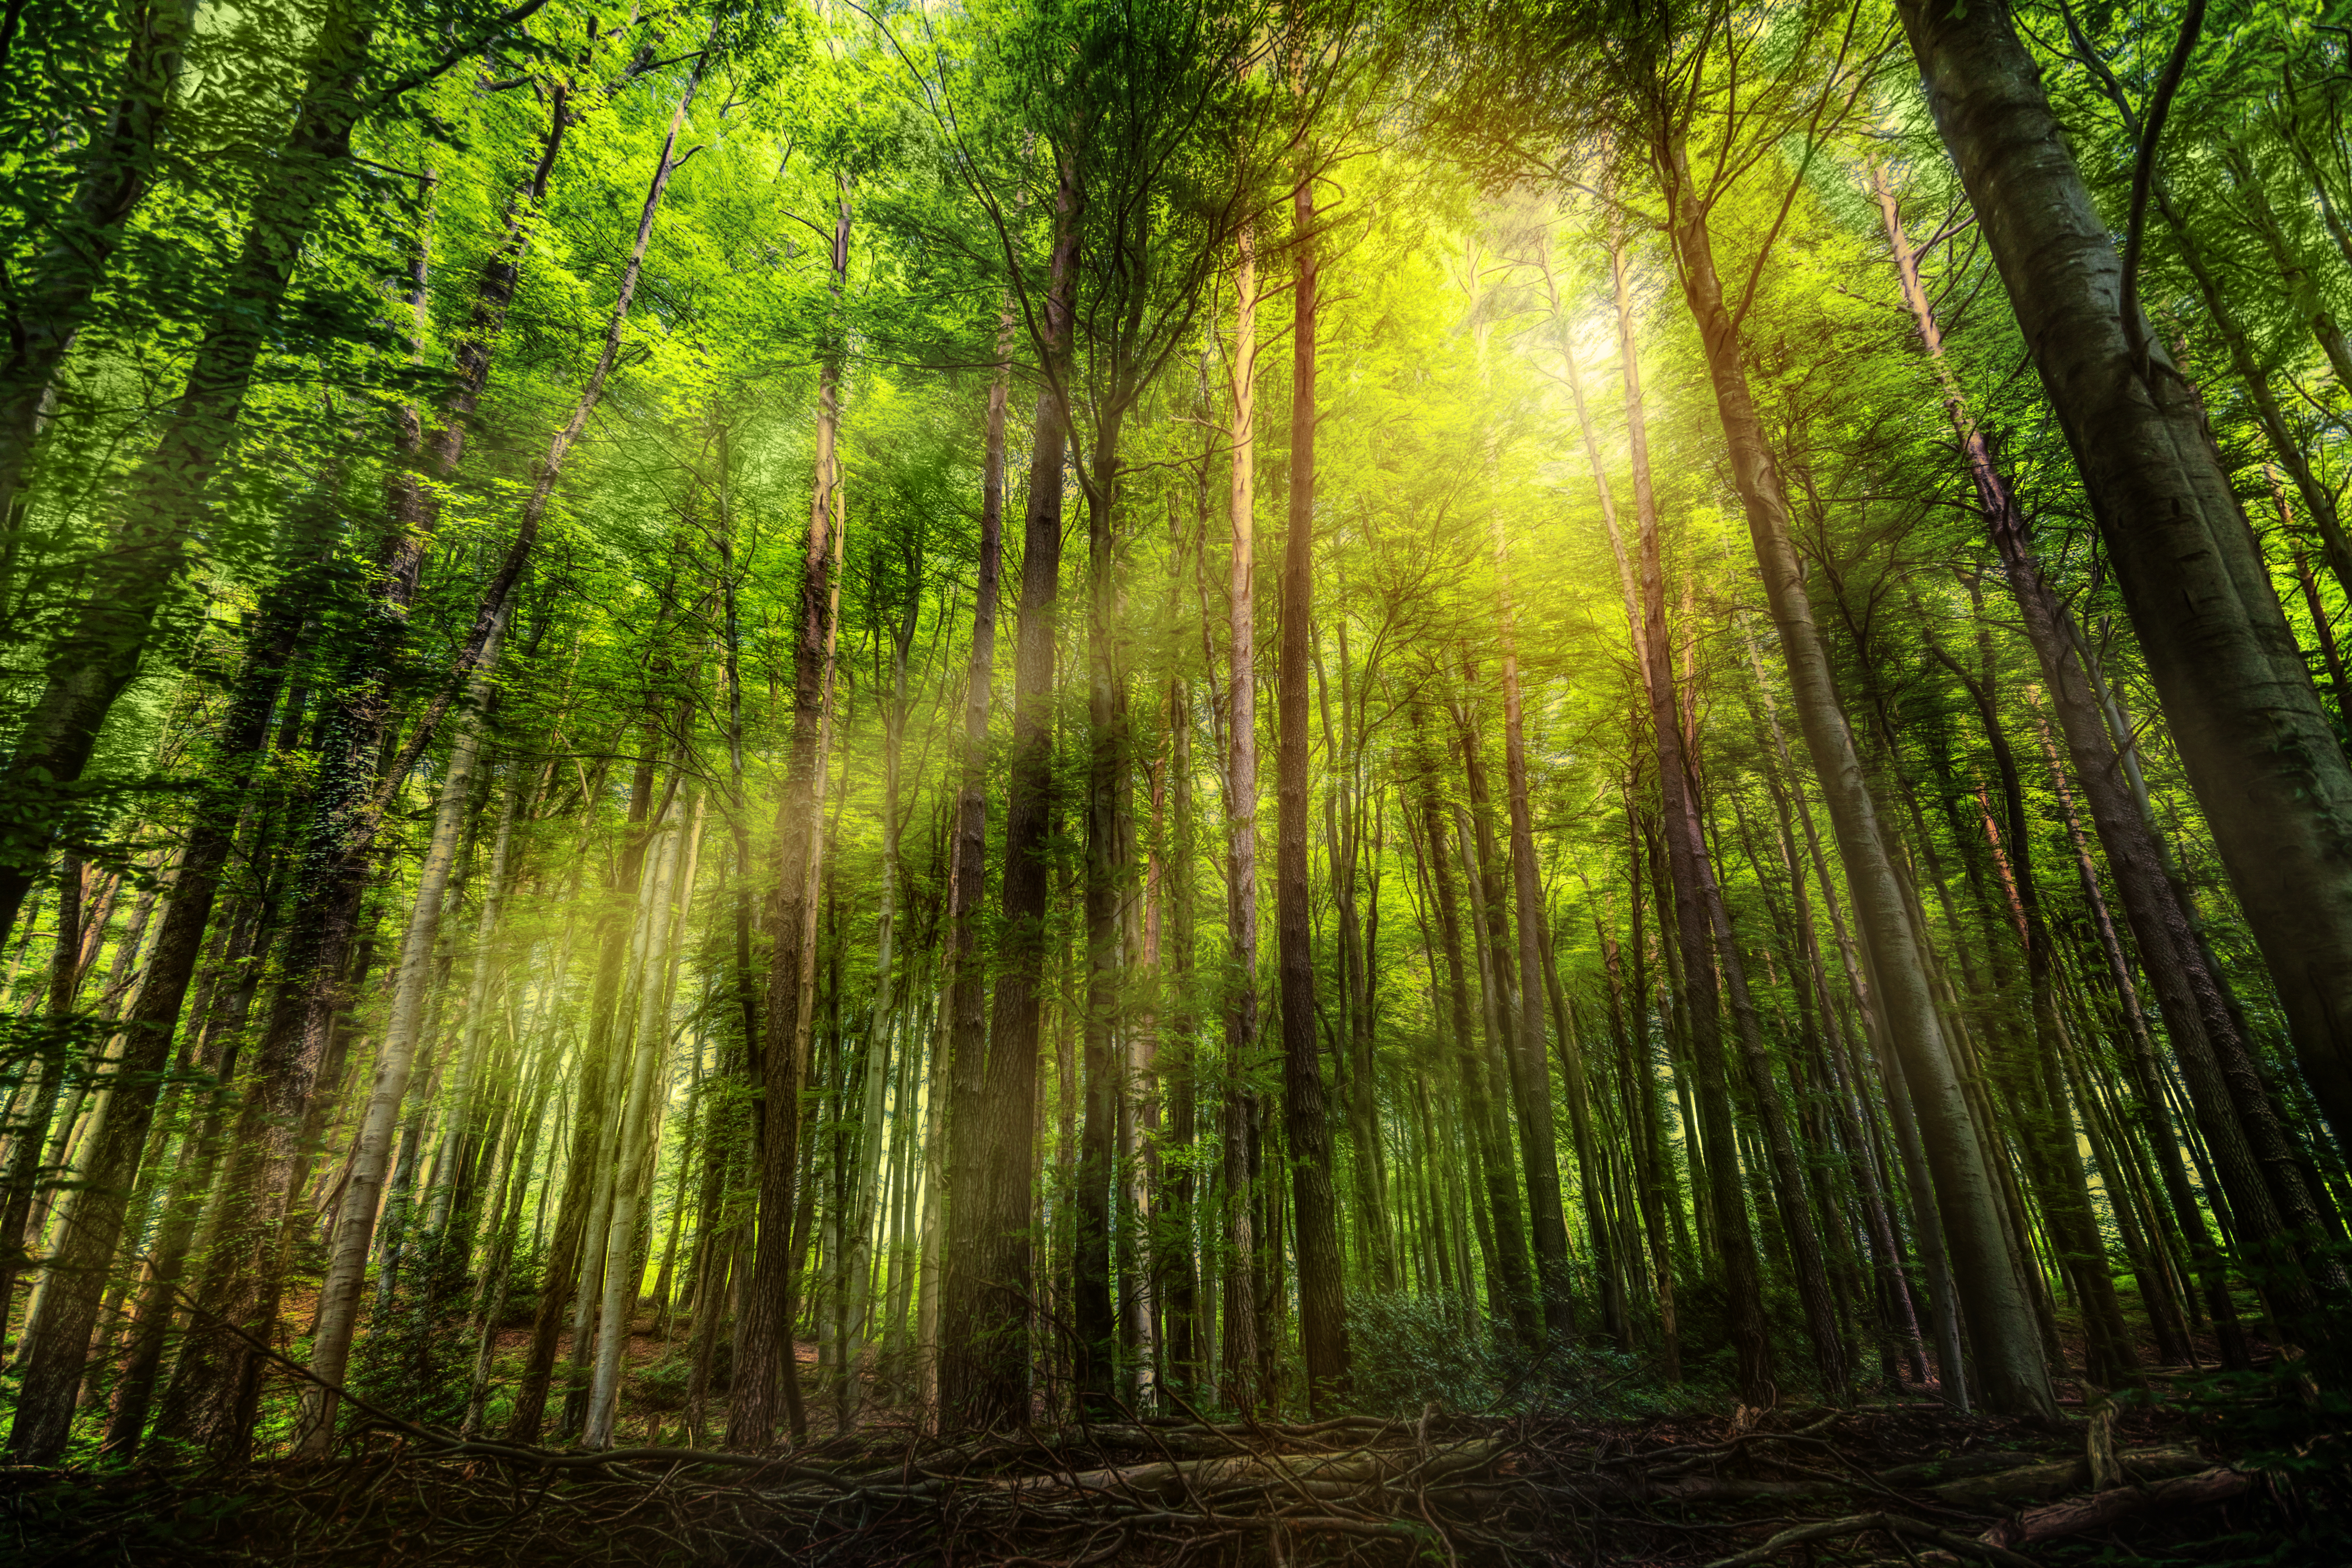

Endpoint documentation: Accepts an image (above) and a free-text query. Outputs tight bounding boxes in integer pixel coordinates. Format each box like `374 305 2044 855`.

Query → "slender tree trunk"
1219 217 1266 1412
732 169 854 1451
836 586 916 1429
1075 273 1149 1403
1557 241 1775 1398
1279 137 1349 1413
585 792 694 1447
929 281 1014 1428
1613 799 1682 1374
1490 520 1577 1339
0 859 79 1354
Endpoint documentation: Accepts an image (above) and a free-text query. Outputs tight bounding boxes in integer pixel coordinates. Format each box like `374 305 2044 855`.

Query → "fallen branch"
1874 1450 2045 1487
1702 1511 2037 1568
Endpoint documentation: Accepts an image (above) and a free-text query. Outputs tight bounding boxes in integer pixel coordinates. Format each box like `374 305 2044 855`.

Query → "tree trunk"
1075 247 1150 1403
836 588 916 1431
940 145 1082 1427
731 167 852 1452
929 278 1015 1427
1491 519 1578 1339
1279 140 1349 1413
1218 217 1266 1412
1898 0 2352 1163
0 858 80 1354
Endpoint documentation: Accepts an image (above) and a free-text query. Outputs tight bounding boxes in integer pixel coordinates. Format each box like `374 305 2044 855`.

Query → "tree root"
1 1383 2277 1566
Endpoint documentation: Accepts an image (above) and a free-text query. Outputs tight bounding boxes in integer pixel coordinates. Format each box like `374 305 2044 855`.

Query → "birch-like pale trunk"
836 593 913 1429
295 604 508 1453
421 781 521 1244
1219 215 1264 1413
584 790 696 1447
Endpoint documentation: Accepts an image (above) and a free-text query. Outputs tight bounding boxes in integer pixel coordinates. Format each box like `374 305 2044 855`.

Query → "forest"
1 0 2349 1561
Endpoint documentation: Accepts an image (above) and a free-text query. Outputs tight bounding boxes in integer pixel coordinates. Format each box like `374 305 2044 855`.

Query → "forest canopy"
1 0 2349 1560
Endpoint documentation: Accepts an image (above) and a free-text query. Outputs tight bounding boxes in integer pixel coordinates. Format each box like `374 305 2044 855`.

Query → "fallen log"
990 1438 1503 1503
1980 1466 2256 1549
1929 1444 2208 1506
1065 1425 1257 1458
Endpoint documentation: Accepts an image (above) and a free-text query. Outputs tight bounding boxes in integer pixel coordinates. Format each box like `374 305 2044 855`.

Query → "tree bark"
1218 217 1266 1412
732 168 850 1452
931 282 1015 1428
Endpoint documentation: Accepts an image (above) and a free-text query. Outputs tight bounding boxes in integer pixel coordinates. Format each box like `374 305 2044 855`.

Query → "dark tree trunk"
941 148 1083 1426
1278 142 1349 1413
937 288 1015 1419
732 173 851 1452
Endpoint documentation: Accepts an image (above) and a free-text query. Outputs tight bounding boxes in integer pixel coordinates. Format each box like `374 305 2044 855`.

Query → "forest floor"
2 1305 2342 1565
